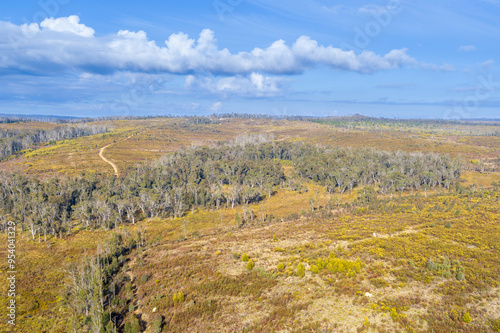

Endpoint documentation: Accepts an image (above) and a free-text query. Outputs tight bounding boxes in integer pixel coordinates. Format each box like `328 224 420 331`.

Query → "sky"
0 0 499 119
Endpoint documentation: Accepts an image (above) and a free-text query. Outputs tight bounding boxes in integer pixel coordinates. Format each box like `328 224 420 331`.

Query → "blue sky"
0 0 499 119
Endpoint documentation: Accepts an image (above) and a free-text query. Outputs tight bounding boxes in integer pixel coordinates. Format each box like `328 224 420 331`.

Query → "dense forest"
0 139 462 240
0 124 109 161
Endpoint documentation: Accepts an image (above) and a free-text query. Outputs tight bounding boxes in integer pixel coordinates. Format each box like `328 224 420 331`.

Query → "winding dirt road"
98 132 140 176
99 143 119 176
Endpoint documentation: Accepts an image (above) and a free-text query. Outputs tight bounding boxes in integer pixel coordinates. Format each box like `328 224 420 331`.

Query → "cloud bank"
0 15 425 76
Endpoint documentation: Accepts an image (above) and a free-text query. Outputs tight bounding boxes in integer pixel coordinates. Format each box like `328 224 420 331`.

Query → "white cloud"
0 15 446 76
359 5 388 15
480 59 495 67
458 45 476 52
184 75 196 88
186 73 289 97
210 101 222 111
40 15 95 37
184 102 200 110
418 62 456 72
322 5 352 14
293 36 418 73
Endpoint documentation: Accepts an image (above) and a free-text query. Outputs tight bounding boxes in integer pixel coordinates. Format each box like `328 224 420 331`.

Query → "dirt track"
99 143 119 176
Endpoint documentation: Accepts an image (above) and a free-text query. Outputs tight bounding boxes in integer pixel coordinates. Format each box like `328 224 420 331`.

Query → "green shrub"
277 262 285 270
151 314 163 333
105 320 115 333
445 221 452 228
124 315 140 333
492 318 500 332
463 312 472 323
140 273 150 284
296 263 305 277
254 267 276 279
246 259 255 270
235 212 242 227
242 253 250 262
370 278 389 288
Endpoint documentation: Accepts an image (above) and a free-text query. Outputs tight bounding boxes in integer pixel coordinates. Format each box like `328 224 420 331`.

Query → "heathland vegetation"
0 115 499 332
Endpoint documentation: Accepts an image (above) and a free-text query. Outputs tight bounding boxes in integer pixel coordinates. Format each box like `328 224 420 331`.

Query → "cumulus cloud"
40 15 95 37
0 15 454 78
458 45 476 52
292 36 417 72
185 73 289 97
0 15 432 76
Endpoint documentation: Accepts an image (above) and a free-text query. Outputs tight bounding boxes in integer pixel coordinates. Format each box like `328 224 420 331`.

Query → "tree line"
0 140 462 240
0 124 109 161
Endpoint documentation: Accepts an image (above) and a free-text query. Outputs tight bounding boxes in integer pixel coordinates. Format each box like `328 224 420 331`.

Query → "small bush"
492 318 500 332
173 291 185 303
254 267 276 279
370 278 389 288
105 320 115 333
463 312 472 323
277 262 285 270
151 314 163 333
296 263 305 278
246 259 255 270
427 258 435 270
124 315 140 333
390 308 398 320
445 222 452 228
140 273 150 284
242 253 250 262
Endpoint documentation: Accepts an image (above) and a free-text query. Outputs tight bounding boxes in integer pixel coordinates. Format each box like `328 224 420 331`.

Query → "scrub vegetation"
0 115 499 332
